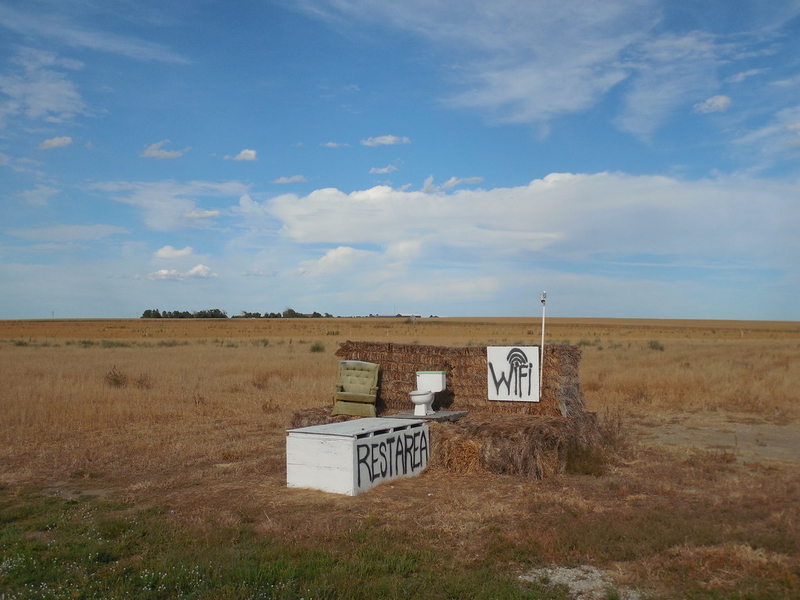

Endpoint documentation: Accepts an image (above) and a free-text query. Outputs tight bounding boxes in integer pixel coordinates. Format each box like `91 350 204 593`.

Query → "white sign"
487 346 540 402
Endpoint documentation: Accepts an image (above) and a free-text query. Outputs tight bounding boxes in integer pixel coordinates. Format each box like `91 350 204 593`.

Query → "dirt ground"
632 414 800 465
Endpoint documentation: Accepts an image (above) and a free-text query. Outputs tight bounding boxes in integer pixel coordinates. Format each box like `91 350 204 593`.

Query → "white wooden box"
286 418 430 496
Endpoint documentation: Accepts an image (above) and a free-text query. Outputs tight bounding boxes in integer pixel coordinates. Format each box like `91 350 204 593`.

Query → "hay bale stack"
428 415 568 478
290 341 605 479
335 341 586 417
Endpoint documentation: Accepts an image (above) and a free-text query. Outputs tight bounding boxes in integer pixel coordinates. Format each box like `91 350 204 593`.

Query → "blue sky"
1 0 799 320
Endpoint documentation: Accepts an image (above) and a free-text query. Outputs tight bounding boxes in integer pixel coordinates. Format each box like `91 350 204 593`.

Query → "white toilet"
409 371 446 416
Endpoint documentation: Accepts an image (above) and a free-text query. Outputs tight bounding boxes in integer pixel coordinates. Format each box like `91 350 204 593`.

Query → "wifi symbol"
506 348 529 366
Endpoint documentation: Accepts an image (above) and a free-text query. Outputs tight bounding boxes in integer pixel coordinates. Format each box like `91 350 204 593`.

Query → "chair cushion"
338 361 379 394
335 391 377 403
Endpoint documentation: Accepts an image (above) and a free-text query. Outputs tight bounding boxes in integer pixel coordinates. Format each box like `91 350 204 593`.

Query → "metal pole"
539 291 546 401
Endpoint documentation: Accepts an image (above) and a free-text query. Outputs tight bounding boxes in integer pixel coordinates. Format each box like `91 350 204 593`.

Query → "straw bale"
428 415 570 479
336 340 587 418
285 342 601 479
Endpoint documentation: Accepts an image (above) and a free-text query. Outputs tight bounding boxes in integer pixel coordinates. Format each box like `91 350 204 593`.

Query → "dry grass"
1 317 799 598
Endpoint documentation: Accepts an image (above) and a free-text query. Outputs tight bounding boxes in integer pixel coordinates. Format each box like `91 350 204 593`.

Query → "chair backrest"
337 360 379 394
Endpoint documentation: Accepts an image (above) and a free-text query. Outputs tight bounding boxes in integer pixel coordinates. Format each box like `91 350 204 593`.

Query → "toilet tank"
416 370 446 393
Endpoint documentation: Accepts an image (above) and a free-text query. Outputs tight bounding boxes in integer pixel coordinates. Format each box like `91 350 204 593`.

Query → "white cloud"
0 4 189 63
693 95 731 114
225 149 257 161
39 136 73 149
269 173 798 272
725 69 768 83
0 152 44 176
617 31 720 138
154 245 193 258
321 141 345 147
369 164 398 174
294 0 800 140
141 140 189 159
147 264 216 281
272 175 307 184
235 193 269 217
0 48 88 126
441 176 483 189
91 179 249 231
20 184 59 205
185 264 214 278
771 75 800 87
734 104 800 168
299 246 374 276
420 175 483 192
360 135 410 147
298 0 656 126
386 239 423 262
184 209 220 219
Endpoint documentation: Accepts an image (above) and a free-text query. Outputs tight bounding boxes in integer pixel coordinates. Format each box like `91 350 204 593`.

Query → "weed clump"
104 365 128 388
104 366 153 389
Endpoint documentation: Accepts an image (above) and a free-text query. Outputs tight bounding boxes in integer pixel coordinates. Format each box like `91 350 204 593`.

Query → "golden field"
1 317 799 598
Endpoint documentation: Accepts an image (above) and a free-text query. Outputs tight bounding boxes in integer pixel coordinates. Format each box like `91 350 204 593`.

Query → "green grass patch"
0 491 564 600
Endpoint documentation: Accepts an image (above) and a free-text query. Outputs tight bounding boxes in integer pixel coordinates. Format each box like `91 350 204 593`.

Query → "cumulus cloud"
38 136 73 149
235 193 269 217
272 175 307 184
225 149 257 161
147 264 216 280
298 246 374 276
269 173 798 273
693 95 732 114
360 135 410 147
141 140 189 159
154 245 193 258
320 141 345 148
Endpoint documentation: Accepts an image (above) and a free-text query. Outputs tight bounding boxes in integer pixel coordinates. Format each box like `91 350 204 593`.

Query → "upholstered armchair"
331 360 380 417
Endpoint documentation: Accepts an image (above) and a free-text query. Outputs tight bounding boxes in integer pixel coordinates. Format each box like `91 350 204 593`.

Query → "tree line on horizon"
140 308 334 319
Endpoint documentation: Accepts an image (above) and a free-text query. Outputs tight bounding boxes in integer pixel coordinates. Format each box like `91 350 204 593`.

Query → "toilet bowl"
409 390 435 416
409 371 446 416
